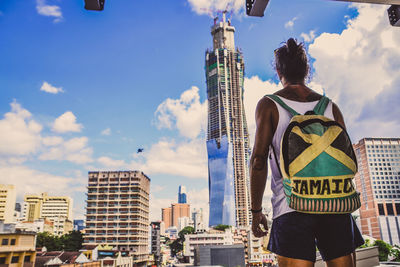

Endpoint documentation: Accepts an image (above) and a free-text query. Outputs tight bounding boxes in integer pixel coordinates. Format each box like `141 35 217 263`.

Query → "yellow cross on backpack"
267 95 361 214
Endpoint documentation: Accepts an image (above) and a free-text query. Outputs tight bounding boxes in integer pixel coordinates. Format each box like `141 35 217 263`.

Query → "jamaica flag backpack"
267 94 361 214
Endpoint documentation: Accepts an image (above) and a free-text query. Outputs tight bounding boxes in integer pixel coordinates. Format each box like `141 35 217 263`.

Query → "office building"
192 208 206 232
178 185 187 204
354 138 400 245
205 13 251 227
0 184 16 223
22 193 73 235
161 207 172 229
183 228 235 264
84 171 150 265
161 203 190 229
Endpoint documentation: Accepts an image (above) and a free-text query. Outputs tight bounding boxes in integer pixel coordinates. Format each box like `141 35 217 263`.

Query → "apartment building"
0 185 16 223
22 193 73 235
354 137 400 245
83 171 150 266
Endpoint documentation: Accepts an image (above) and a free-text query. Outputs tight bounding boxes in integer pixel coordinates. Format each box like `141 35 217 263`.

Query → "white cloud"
40 81 64 94
0 165 85 200
301 30 316 43
155 86 207 139
42 136 63 146
101 128 111 136
130 138 207 179
39 137 93 164
243 76 281 145
36 0 63 22
97 156 126 169
52 111 83 133
0 100 42 156
186 0 244 16
284 17 298 29
308 4 400 141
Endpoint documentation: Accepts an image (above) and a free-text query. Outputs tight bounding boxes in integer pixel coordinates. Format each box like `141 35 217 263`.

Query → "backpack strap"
265 95 299 117
313 96 330 115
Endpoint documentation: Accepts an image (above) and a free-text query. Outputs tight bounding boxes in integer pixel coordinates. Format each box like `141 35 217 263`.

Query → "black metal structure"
388 5 400 26
84 0 105 11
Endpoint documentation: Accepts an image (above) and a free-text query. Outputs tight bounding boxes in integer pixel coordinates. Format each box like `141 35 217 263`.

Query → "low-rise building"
15 218 54 234
193 244 245 267
183 228 235 264
0 232 36 267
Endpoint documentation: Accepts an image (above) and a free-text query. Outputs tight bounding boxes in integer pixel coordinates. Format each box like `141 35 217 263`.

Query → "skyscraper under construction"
205 13 251 227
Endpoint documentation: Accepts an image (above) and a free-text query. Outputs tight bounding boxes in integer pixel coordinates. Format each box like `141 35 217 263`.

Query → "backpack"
267 94 361 214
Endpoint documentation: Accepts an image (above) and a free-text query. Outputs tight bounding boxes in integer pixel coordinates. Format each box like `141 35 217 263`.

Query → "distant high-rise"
84 171 150 264
0 184 16 223
22 192 73 235
354 138 400 245
161 203 190 229
205 13 251 227
178 185 187 204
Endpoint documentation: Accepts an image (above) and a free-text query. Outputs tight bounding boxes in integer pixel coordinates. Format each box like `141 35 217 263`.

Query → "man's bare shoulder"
256 95 277 113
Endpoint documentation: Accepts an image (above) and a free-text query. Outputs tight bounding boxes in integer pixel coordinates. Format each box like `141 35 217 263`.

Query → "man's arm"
250 97 277 237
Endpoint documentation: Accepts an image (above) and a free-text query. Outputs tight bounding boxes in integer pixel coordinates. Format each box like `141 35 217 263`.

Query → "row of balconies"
85 223 148 229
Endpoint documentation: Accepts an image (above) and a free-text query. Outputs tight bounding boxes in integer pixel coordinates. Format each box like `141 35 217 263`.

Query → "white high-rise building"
22 193 73 235
0 185 16 223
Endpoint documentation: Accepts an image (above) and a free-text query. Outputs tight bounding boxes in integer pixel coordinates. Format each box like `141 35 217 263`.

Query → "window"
10 239 16 245
1 239 8 245
378 204 385 215
0 257 5 264
11 256 19 263
24 255 31 262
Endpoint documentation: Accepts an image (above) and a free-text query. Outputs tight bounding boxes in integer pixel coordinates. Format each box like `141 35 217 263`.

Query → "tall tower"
178 185 187 204
205 12 251 227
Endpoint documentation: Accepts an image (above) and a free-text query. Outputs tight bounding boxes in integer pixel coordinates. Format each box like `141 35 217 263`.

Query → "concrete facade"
354 137 400 245
84 171 150 265
22 193 73 235
0 185 16 224
0 232 36 267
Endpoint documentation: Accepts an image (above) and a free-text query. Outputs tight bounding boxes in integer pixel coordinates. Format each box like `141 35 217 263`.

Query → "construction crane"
246 0 400 26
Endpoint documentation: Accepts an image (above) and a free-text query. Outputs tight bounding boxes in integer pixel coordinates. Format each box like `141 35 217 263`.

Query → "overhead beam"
246 0 400 17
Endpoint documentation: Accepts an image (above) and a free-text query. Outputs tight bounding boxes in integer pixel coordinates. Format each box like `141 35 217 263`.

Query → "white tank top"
267 96 334 219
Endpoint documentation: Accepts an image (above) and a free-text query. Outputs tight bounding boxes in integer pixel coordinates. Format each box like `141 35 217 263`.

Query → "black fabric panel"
287 132 312 165
330 130 357 163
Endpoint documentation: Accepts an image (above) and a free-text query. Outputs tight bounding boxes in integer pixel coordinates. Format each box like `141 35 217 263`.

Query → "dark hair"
275 38 309 83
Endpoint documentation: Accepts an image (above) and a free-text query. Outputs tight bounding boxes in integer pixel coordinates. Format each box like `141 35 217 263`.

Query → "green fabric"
313 96 330 115
294 151 354 177
301 122 327 136
266 95 299 116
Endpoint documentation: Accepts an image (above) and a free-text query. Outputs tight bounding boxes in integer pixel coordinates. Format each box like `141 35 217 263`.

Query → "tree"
169 226 195 257
36 232 63 251
61 231 84 251
213 224 231 231
373 239 392 261
36 231 84 252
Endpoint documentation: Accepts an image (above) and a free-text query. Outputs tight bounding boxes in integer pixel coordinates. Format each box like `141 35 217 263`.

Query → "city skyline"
0 0 400 225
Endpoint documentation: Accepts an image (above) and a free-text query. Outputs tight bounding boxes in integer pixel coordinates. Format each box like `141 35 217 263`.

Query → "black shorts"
267 211 364 262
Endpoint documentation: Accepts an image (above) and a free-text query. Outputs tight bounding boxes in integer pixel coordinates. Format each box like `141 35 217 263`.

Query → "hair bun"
287 38 299 55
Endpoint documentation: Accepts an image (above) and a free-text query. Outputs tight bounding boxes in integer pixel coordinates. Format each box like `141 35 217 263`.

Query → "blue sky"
1 0 399 222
